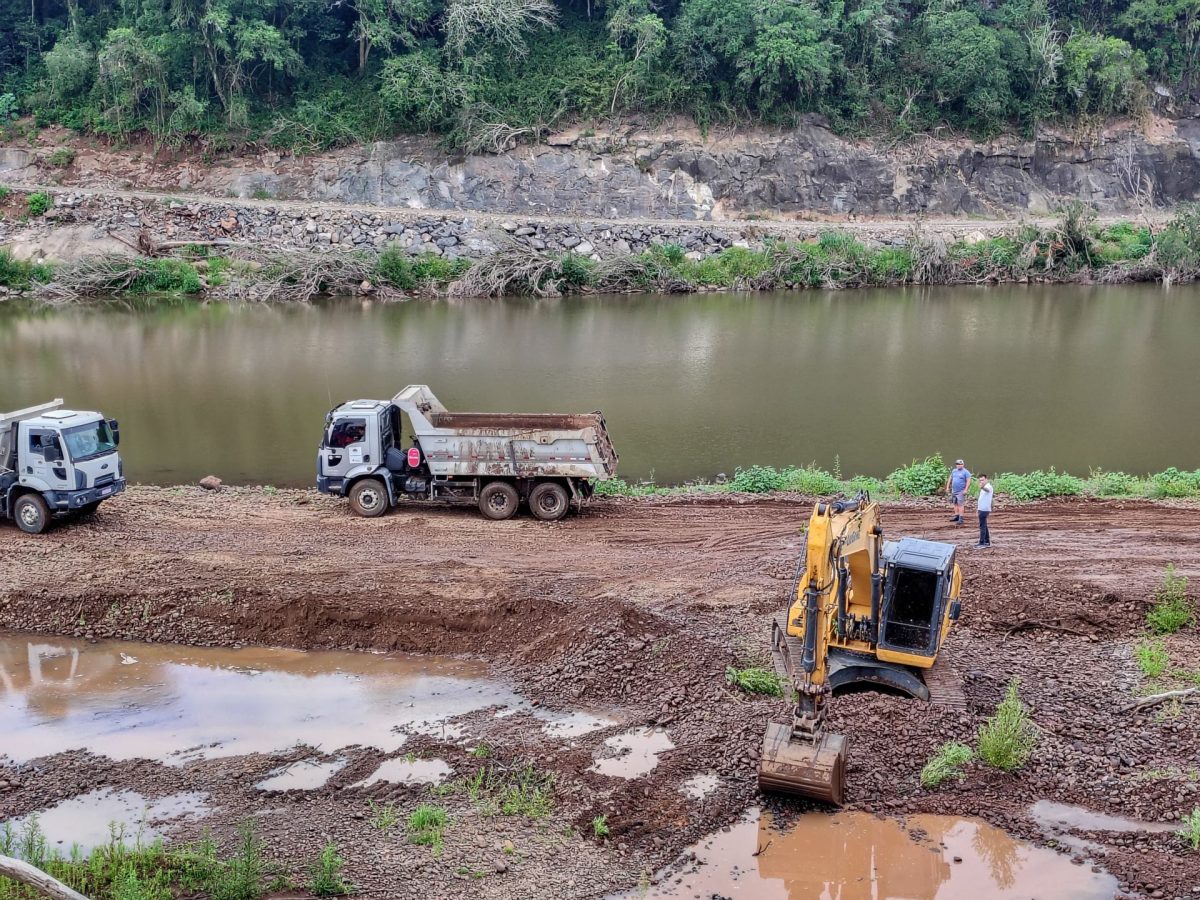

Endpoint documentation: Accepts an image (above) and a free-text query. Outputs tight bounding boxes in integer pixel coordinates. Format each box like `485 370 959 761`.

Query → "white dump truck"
317 385 618 521
1 399 125 534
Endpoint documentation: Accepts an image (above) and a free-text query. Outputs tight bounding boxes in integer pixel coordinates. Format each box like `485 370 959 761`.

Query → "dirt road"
2 488 1198 897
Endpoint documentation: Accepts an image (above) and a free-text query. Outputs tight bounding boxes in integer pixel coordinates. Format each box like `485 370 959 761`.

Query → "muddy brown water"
0 631 610 764
2 285 1199 486
634 807 1119 899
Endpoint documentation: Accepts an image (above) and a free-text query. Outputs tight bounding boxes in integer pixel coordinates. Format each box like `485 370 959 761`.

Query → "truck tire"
478 481 519 521
14 494 50 534
529 482 570 522
348 479 389 518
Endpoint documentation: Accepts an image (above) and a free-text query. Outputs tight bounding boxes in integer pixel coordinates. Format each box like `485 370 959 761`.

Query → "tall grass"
976 680 1038 772
1146 565 1194 635
920 742 974 788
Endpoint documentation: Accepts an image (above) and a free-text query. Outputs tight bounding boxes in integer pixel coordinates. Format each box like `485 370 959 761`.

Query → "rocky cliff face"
3 117 1197 220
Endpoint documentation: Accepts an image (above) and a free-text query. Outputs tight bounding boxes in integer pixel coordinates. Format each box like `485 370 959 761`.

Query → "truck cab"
1 400 126 534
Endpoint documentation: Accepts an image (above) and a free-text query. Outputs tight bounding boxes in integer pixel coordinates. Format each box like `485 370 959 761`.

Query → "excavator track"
921 654 968 711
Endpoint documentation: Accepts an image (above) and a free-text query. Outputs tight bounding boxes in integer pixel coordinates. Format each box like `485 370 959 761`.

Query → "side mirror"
948 600 962 622
109 419 120 446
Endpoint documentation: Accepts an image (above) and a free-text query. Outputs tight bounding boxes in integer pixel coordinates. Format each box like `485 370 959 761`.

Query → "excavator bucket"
758 724 848 805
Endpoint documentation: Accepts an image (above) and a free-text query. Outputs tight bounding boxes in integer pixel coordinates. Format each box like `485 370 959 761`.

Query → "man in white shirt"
976 474 993 548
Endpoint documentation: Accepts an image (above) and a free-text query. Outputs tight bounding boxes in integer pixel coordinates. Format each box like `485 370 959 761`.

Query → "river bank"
1 488 1198 898
2 184 1199 302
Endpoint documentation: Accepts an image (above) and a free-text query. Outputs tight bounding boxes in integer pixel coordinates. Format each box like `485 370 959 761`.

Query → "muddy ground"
1 488 1198 898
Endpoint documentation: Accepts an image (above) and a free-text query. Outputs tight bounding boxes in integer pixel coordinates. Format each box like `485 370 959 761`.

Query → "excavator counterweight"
758 494 963 804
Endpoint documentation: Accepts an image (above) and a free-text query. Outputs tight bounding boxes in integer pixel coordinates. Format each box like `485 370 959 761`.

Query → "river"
1 285 1197 486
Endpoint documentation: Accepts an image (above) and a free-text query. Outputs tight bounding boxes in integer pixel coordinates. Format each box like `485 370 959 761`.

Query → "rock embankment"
0 185 1035 265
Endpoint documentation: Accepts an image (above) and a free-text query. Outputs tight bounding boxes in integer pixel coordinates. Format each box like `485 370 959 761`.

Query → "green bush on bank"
0 249 54 290
887 456 950 496
993 469 1086 501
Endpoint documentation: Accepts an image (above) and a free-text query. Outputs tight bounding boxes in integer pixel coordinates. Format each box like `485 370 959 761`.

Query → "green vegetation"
47 146 75 167
1178 808 1200 852
1147 565 1194 635
919 741 974 789
373 248 470 291
0 818 286 900
1135 638 1170 679
591 815 610 839
724 665 785 697
25 192 52 217
976 679 1038 773
993 469 1085 501
407 804 449 855
460 764 555 819
0 249 54 291
887 455 950 497
0 0 1190 149
307 845 351 897
367 799 399 831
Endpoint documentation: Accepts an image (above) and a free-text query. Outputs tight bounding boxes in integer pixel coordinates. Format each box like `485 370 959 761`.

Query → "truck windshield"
326 418 367 448
62 420 117 462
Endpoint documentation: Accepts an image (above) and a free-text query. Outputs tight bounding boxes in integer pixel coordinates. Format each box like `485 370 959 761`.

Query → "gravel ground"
1 488 1198 898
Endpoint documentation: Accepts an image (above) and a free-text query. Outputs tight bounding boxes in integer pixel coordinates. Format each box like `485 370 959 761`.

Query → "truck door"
322 416 370 482
27 429 72 492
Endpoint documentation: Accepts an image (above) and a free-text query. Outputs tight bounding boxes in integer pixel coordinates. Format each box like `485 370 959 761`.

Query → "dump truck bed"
393 386 618 481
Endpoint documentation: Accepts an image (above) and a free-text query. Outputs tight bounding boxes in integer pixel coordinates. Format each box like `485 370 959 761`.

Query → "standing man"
945 459 972 525
976 474 994 548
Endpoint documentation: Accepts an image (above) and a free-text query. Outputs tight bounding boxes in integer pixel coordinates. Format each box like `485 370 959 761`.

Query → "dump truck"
1 399 125 534
317 385 618 521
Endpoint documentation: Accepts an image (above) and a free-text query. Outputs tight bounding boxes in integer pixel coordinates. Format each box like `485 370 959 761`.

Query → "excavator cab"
758 497 962 806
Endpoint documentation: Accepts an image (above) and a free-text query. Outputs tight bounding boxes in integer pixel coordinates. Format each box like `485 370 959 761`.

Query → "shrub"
308 844 351 897
131 259 203 294
778 465 843 495
730 465 785 493
1146 565 1193 635
994 469 1085 501
48 147 76 167
1179 807 1200 851
1089 468 1140 496
0 92 17 120
920 742 974 788
976 679 1038 772
1150 468 1200 498
26 191 52 216
887 455 950 496
725 665 784 696
0 248 54 289
1135 638 1170 679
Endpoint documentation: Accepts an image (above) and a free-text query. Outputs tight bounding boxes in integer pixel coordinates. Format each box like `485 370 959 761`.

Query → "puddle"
353 757 453 786
537 710 618 739
679 774 720 801
0 632 592 764
1030 800 1177 855
9 789 210 854
256 758 348 791
589 727 674 778
631 808 1118 899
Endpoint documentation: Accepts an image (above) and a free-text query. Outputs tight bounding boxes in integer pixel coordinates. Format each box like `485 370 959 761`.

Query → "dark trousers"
979 511 991 545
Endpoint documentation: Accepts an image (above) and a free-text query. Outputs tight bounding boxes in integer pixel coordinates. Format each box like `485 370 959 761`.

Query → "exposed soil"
1 488 1198 898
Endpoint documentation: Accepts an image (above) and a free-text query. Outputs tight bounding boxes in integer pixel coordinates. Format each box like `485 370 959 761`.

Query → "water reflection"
631 808 1117 899
0 632 532 763
2 286 1198 486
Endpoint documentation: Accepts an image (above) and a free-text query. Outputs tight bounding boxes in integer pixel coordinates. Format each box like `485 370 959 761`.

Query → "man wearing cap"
944 459 972 525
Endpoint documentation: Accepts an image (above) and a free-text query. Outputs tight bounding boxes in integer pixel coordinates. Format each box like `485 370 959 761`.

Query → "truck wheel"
479 482 519 521
14 494 50 534
529 482 570 522
349 479 389 518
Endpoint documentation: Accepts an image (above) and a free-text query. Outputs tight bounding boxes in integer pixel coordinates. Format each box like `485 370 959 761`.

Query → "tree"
1061 31 1147 118
443 0 558 60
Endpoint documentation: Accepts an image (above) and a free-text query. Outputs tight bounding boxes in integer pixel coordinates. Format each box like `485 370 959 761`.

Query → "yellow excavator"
758 493 964 804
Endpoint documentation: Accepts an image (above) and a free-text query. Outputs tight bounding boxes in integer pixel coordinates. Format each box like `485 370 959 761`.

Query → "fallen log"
1121 687 1198 712
0 856 89 900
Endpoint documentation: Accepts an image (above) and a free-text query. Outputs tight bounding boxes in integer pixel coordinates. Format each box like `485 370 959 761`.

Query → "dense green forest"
0 0 1194 151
